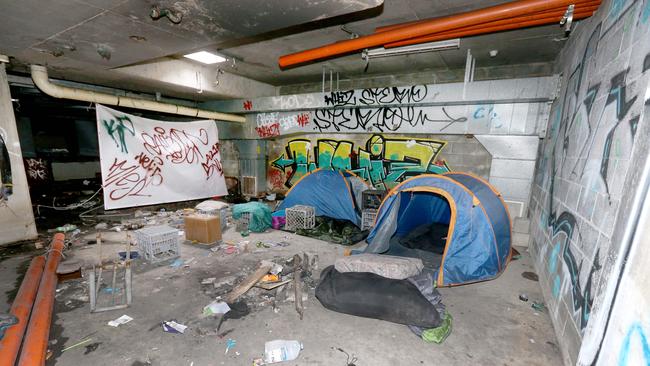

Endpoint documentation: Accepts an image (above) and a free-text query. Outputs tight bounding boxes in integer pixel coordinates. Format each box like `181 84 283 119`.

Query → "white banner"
96 105 227 210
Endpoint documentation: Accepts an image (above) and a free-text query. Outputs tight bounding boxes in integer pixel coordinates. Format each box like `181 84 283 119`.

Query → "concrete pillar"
0 62 37 245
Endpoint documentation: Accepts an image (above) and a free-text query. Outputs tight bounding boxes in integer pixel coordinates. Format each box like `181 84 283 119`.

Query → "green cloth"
232 202 272 233
421 312 453 343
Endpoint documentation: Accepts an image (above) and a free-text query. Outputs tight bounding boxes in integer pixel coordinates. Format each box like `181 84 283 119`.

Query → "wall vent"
241 176 257 196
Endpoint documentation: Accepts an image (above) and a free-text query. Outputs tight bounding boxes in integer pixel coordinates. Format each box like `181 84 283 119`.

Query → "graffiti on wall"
255 112 311 138
316 86 465 133
0 131 12 199
618 322 650 365
533 0 650 337
270 134 450 190
24 158 49 183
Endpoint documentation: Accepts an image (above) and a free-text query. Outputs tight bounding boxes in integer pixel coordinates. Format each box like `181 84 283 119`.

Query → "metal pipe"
18 233 65 366
30 65 245 123
279 0 583 68
0 256 46 366
384 11 595 48
374 0 601 33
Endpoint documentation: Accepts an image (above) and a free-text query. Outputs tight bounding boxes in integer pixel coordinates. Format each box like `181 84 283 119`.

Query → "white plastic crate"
361 209 378 231
236 212 251 232
286 205 316 231
133 225 180 262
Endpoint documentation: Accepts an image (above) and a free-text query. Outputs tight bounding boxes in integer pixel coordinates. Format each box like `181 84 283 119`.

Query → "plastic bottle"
264 340 303 363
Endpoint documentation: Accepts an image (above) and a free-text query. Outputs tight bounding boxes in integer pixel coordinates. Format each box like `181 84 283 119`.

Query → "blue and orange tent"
365 172 512 286
274 169 370 226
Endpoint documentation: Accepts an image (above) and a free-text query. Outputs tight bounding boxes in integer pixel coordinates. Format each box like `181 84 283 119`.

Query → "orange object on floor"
0 256 46 366
17 233 65 366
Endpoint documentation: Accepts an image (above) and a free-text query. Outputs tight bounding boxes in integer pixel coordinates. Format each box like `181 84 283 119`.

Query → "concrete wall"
0 63 37 245
266 133 491 192
209 77 556 226
528 0 650 364
279 62 555 95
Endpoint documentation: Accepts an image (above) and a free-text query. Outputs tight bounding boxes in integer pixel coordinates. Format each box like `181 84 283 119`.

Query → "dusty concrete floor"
2 225 562 366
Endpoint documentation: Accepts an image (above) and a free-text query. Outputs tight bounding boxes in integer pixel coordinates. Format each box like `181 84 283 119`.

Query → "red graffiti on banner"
104 157 163 200
255 122 280 138
141 126 209 165
243 100 253 110
201 142 224 179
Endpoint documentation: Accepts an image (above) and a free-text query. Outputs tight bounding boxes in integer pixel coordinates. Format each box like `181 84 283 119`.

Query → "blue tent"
274 169 369 226
365 172 511 286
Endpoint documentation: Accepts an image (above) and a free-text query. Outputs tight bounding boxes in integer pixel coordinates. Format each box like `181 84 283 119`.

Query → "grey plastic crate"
361 209 378 231
286 205 316 231
236 212 251 232
133 225 180 262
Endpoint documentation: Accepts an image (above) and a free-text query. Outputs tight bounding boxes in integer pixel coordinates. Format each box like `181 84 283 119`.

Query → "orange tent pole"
17 233 65 366
0 256 46 366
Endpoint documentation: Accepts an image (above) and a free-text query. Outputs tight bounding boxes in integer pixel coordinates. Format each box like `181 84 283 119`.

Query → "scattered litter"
162 320 188 334
184 257 196 267
264 340 303 363
34 241 44 249
529 338 536 344
256 241 290 249
201 277 216 285
521 271 539 282
118 251 140 260
169 258 184 268
225 338 236 354
334 347 358 366
519 294 529 302
107 314 133 327
61 338 93 352
0 314 18 339
203 301 231 316
261 274 280 282
54 224 78 233
531 301 546 312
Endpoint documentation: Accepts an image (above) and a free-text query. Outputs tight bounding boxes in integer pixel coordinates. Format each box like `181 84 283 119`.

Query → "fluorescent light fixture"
183 51 226 64
362 39 460 60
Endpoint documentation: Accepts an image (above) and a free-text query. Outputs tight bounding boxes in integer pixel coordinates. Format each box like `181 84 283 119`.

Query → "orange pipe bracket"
0 256 46 366
17 233 65 366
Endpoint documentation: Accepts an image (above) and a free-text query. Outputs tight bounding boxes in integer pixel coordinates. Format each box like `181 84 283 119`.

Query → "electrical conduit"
30 65 245 123
17 233 65 366
279 0 589 68
0 256 46 366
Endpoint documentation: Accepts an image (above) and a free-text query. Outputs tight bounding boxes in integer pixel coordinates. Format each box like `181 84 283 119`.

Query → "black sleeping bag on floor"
315 265 442 328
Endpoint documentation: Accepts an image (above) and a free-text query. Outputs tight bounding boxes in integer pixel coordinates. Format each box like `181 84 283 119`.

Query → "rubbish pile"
315 254 452 343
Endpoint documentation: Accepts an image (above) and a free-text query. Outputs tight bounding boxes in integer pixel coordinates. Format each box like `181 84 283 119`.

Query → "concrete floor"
1 225 562 366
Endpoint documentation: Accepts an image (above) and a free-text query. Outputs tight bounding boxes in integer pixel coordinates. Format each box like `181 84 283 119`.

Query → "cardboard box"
185 215 221 244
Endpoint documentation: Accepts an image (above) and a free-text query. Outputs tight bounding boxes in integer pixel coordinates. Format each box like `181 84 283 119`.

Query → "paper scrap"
108 314 133 327
203 301 231 316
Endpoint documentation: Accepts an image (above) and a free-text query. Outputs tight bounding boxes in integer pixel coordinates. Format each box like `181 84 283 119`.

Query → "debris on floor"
162 320 188 334
107 314 133 327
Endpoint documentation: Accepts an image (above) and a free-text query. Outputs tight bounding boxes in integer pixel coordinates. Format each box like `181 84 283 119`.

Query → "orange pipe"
385 10 595 48
0 256 46 366
279 0 584 68
374 0 600 33
17 233 65 366
384 5 599 43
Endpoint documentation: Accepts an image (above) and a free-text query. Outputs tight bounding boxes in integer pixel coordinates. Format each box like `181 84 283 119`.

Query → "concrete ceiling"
1 0 577 100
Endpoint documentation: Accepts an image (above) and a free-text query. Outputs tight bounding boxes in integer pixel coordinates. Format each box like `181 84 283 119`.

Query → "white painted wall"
0 63 37 245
